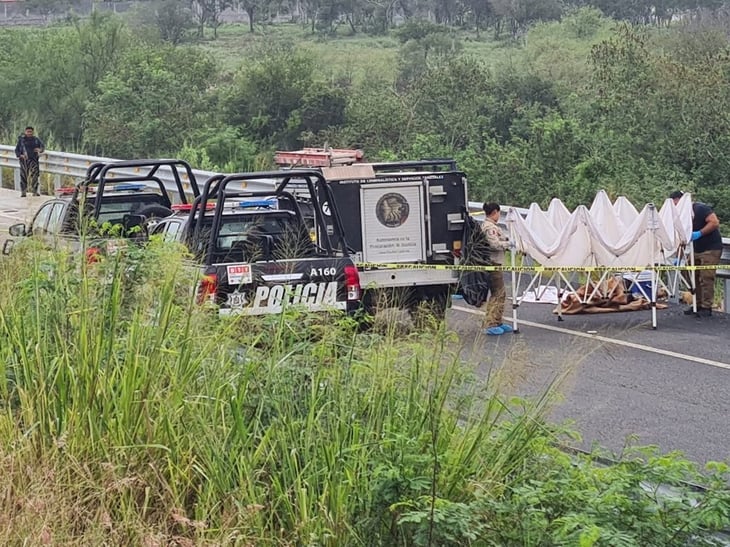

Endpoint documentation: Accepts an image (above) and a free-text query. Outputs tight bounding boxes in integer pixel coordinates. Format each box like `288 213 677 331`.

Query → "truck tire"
357 287 414 334
137 204 174 221
136 204 174 234
409 286 451 326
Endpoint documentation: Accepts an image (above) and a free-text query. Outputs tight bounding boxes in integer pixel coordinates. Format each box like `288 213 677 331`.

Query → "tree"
74 11 128 88
83 46 218 157
190 0 233 38
180 126 260 171
489 0 563 38
337 77 414 151
365 0 399 34
24 0 79 18
583 23 730 218
394 20 464 88
405 57 494 149
463 0 494 37
237 0 263 32
224 44 318 147
155 0 194 44
298 85 347 134
0 15 131 148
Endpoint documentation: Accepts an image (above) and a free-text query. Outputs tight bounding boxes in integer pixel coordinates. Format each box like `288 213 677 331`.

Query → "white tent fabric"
505 191 694 268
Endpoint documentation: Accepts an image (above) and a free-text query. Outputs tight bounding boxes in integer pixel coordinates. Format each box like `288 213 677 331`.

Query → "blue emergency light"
236 199 277 208
109 183 146 192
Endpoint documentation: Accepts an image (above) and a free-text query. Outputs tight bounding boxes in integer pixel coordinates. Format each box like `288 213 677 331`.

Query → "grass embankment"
0 242 728 545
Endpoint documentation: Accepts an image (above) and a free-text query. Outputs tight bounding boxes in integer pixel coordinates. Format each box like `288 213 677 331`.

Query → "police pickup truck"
2 159 199 255
275 151 468 319
148 170 362 316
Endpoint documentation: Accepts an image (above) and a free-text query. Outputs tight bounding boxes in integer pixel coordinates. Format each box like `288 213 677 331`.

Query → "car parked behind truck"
2 158 199 255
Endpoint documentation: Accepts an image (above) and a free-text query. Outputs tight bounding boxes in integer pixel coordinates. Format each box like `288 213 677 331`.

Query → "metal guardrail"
0 145 278 198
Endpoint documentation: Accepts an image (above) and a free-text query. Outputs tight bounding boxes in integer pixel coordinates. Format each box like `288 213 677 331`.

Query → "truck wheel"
137 204 174 234
409 287 450 327
137 204 173 221
360 288 416 335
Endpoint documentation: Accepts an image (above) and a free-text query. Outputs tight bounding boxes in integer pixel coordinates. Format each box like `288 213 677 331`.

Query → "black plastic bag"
456 209 495 308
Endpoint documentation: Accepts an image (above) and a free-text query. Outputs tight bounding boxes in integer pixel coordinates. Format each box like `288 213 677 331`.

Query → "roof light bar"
234 199 277 209
55 183 147 196
108 183 146 192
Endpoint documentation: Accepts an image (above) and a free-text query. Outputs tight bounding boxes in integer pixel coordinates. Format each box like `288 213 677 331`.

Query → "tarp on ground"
505 190 694 268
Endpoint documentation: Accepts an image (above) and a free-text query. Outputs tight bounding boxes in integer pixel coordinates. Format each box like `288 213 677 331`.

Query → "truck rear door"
424 171 468 261
197 211 359 315
210 256 359 315
359 179 426 264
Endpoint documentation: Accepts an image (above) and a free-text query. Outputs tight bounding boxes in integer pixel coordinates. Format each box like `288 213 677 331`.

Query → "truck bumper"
357 267 458 289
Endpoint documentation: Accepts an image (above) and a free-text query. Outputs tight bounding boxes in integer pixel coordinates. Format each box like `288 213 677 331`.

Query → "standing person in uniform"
670 191 722 317
482 202 513 335
14 126 45 197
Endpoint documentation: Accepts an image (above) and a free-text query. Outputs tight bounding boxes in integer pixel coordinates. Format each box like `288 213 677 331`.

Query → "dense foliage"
2 4 730 223
0 244 728 544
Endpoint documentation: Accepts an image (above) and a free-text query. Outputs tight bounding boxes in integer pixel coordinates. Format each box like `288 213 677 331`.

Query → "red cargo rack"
274 148 364 167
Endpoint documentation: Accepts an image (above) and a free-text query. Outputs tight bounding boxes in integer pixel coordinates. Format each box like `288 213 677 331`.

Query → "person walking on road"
482 202 512 335
15 126 44 197
670 191 722 317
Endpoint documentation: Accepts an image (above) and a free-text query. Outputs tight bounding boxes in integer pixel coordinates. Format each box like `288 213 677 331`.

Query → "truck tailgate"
207 257 359 315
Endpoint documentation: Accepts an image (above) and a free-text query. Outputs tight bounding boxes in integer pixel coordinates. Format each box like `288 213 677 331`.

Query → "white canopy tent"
504 191 695 329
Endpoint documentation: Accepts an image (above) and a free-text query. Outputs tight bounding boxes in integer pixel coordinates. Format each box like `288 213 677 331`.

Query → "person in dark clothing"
670 190 723 317
14 126 44 197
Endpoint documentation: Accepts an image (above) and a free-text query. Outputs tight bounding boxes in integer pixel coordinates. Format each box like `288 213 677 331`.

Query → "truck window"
95 195 166 226
31 203 54 235
212 212 316 263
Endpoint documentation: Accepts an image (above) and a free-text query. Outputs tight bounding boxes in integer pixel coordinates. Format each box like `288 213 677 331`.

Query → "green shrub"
0 245 728 545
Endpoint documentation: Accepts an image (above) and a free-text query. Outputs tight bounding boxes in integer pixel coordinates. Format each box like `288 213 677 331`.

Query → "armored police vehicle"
275 150 468 319
148 169 362 316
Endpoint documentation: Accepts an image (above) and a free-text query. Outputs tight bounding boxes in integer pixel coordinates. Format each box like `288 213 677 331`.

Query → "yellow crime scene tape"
356 262 722 273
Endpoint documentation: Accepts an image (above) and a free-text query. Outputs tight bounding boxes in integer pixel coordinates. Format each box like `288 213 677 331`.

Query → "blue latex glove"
691 230 702 241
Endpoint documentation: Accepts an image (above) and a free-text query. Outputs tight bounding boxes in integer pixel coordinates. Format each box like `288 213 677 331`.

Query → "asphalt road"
0 187 52 246
448 297 730 467
2 186 728 466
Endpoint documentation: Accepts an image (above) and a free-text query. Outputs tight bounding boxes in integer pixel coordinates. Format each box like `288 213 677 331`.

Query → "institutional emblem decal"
376 193 409 227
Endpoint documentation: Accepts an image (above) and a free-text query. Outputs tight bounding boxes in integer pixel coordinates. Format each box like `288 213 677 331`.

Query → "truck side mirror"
8 223 27 237
2 240 15 255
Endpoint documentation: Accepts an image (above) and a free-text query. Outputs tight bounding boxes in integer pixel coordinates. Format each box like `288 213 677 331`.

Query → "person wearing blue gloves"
670 191 722 317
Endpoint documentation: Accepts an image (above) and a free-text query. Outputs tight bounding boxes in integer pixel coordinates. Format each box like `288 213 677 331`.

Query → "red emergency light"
171 203 216 212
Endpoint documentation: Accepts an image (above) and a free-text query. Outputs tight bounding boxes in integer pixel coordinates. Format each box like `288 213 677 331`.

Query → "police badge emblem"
376 193 409 227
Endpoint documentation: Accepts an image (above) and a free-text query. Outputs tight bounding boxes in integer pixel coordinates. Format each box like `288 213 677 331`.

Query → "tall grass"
0 242 728 545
